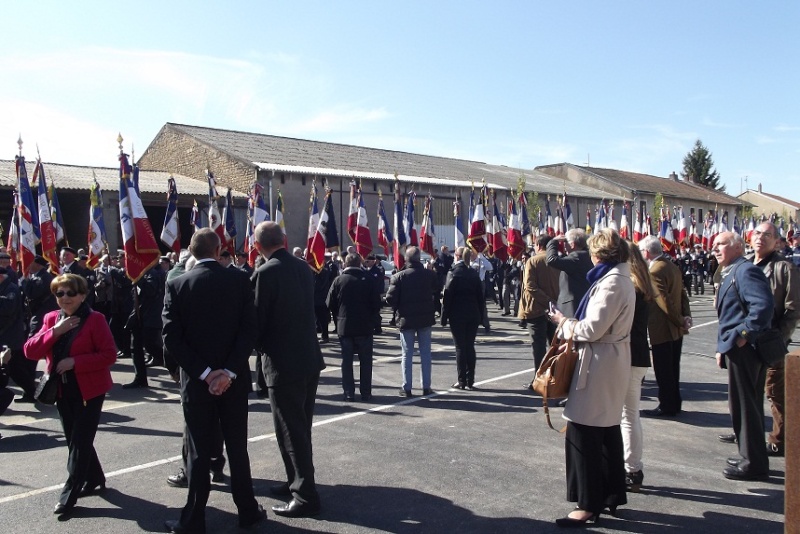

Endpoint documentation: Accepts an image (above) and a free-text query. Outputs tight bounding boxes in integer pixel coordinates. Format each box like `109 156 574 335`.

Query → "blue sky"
2 1 798 201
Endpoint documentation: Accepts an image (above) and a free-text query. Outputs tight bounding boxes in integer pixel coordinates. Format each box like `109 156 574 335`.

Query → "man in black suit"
162 229 265 533
713 231 773 481
545 228 593 318
252 221 326 518
441 247 485 389
327 252 380 401
60 246 96 307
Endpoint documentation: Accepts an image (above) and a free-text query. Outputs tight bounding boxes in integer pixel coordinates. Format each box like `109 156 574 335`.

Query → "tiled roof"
159 123 623 200
740 189 800 210
0 159 247 198
576 165 741 205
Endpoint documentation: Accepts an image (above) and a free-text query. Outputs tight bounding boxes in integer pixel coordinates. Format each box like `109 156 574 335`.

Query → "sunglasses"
55 290 79 298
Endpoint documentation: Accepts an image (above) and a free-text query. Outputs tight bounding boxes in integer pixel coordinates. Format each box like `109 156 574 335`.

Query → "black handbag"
34 372 59 405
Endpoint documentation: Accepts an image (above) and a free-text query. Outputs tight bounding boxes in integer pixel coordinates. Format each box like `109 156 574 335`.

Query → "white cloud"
294 106 391 134
774 124 800 132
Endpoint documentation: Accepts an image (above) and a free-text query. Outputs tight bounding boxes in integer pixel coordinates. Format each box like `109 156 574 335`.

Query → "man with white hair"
639 235 690 417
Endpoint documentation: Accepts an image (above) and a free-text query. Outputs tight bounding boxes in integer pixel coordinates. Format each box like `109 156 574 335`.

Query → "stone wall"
138 126 255 194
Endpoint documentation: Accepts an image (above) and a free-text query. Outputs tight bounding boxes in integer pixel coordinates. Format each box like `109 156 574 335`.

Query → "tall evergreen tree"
681 139 724 191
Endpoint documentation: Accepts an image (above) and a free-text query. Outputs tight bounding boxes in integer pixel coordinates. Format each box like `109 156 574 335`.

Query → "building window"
301 175 306 186
280 173 285 184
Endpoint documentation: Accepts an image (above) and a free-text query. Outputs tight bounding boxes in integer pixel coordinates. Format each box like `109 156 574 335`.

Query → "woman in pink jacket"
25 273 116 517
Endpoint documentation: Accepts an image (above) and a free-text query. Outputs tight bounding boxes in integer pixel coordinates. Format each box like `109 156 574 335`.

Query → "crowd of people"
0 218 797 530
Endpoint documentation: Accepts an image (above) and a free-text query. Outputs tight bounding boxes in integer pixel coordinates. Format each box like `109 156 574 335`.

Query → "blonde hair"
627 242 655 301
587 228 629 263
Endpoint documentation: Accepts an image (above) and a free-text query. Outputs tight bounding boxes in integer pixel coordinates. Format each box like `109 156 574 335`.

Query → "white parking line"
0 366 534 504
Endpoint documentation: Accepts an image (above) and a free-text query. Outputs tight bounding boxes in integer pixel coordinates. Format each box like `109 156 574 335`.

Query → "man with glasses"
717 223 799 457
712 231 773 480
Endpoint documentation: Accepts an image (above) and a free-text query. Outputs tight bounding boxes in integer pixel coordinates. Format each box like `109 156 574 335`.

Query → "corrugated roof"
161 123 623 200
0 159 246 198
575 165 741 205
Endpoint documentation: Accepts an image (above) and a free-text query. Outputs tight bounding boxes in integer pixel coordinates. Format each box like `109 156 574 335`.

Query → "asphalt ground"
0 289 789 533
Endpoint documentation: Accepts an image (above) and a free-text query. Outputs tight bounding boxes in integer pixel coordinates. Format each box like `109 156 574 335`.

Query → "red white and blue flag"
419 194 436 256
454 198 465 249
190 199 203 231
119 153 160 283
377 192 393 255
347 180 359 242
677 206 689 246
275 189 287 251
633 208 642 243
32 159 59 272
305 183 320 263
7 192 20 271
160 176 180 254
392 181 407 269
563 191 574 230
506 196 524 260
607 202 618 232
467 186 487 253
518 192 531 245
619 202 630 240
490 191 507 261
207 170 226 244
545 197 555 237
15 156 39 275
49 181 66 245
86 178 107 269
307 188 339 273
351 184 373 257
659 207 676 256
404 191 418 247
222 188 237 254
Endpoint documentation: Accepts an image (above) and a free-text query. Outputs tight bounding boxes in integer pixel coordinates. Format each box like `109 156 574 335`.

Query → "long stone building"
2 122 750 254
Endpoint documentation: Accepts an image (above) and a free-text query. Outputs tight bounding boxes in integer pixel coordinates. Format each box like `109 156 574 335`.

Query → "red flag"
33 159 59 273
490 191 507 261
506 197 524 260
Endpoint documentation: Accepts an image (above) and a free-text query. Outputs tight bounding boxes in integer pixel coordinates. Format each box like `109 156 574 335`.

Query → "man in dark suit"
441 247 485 390
252 221 325 518
162 229 265 533
326 252 380 401
546 228 593 318
712 231 774 481
640 235 690 417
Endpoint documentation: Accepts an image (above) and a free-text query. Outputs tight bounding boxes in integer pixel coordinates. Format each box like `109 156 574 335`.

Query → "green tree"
681 139 725 191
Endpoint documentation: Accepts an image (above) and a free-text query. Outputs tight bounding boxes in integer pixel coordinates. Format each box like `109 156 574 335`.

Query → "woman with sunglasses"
24 273 116 517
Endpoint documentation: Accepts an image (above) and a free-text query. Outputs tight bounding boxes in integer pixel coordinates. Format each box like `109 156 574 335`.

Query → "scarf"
574 261 618 321
51 302 91 366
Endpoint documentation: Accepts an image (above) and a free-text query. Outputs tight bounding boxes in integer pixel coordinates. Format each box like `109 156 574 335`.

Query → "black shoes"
422 388 434 396
343 393 355 402
361 394 372 402
167 469 188 488
465 384 477 391
239 504 267 529
726 457 742 467
269 483 291 496
641 407 677 417
766 443 784 456
164 519 191 533
53 502 74 515
15 394 36 403
211 469 225 483
271 498 321 518
625 470 643 492
555 511 599 528
718 433 738 444
78 481 106 498
452 382 465 390
723 466 768 481
398 389 412 397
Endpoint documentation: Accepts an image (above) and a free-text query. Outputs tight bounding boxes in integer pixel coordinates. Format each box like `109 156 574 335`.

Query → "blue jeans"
400 327 432 391
339 335 373 396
